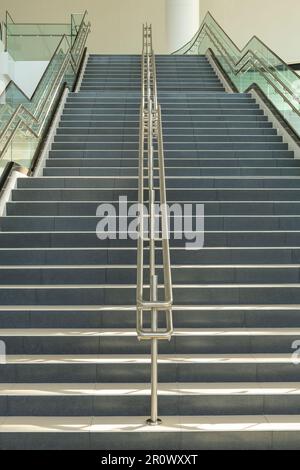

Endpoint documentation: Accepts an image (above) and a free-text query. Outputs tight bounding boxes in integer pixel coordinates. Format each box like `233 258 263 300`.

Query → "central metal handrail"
136 24 173 426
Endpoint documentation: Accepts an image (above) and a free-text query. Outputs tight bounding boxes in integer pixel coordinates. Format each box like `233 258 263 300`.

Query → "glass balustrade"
174 12 300 138
0 11 89 176
5 11 72 61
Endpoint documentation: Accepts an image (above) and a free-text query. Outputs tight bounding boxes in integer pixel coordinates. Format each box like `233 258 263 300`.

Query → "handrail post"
147 274 160 426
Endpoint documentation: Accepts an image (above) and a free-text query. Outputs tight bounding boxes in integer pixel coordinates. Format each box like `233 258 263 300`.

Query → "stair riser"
56 127 140 135
56 126 275 135
65 106 259 114
58 120 272 128
17 177 300 189
1 231 300 248
44 158 298 168
83 70 216 74
4 216 300 232
69 96 250 103
80 86 225 91
66 99 257 106
80 75 220 81
60 115 267 122
2 247 300 265
54 134 281 142
51 143 287 151
1 362 300 383
43 168 300 177
0 308 300 328
0 335 299 354
12 189 300 202
10 201 300 216
0 431 295 450
1 286 300 305
0 266 298 285
81 78 222 83
47 149 293 158
46 158 141 167
63 109 263 117
1 395 299 417
43 168 139 176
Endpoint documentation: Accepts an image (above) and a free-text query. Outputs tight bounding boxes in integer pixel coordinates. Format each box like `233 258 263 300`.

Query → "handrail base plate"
146 418 162 426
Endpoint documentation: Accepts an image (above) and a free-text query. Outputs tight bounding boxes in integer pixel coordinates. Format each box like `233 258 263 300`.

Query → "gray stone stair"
1 53 300 449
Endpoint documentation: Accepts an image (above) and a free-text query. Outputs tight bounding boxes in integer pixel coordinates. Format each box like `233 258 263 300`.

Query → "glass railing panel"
249 37 299 91
11 124 38 169
0 22 6 45
7 23 72 60
0 124 37 170
0 105 15 133
0 156 8 176
2 36 69 116
7 35 64 61
176 11 300 138
5 12 74 60
207 14 300 105
7 24 71 36
0 11 89 177
1 84 27 107
71 13 85 44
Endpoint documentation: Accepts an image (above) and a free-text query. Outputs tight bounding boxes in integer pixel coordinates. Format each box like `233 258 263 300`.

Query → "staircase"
1 52 300 450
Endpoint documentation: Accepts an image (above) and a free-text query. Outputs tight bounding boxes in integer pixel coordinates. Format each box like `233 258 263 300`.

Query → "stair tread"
0 382 299 395
2 283 300 287
3 353 299 363
6 215 300 218
2 264 300 268
9 201 300 204
0 303 299 311
0 328 300 336
1 415 299 433
23 176 300 179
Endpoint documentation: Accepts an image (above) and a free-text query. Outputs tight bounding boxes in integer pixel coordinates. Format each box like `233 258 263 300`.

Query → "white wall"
14 61 49 97
0 0 168 54
0 0 299 61
0 40 49 99
200 0 300 64
166 0 200 53
0 40 13 96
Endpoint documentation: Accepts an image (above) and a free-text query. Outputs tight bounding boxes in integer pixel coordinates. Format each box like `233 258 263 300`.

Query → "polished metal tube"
137 24 173 426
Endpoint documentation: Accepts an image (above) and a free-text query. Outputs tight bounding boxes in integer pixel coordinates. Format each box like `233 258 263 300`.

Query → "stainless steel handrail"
137 24 173 426
5 11 14 52
0 17 90 161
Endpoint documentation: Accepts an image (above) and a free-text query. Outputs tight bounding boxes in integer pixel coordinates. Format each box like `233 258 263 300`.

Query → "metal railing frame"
136 24 173 426
173 12 300 138
203 24 300 115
